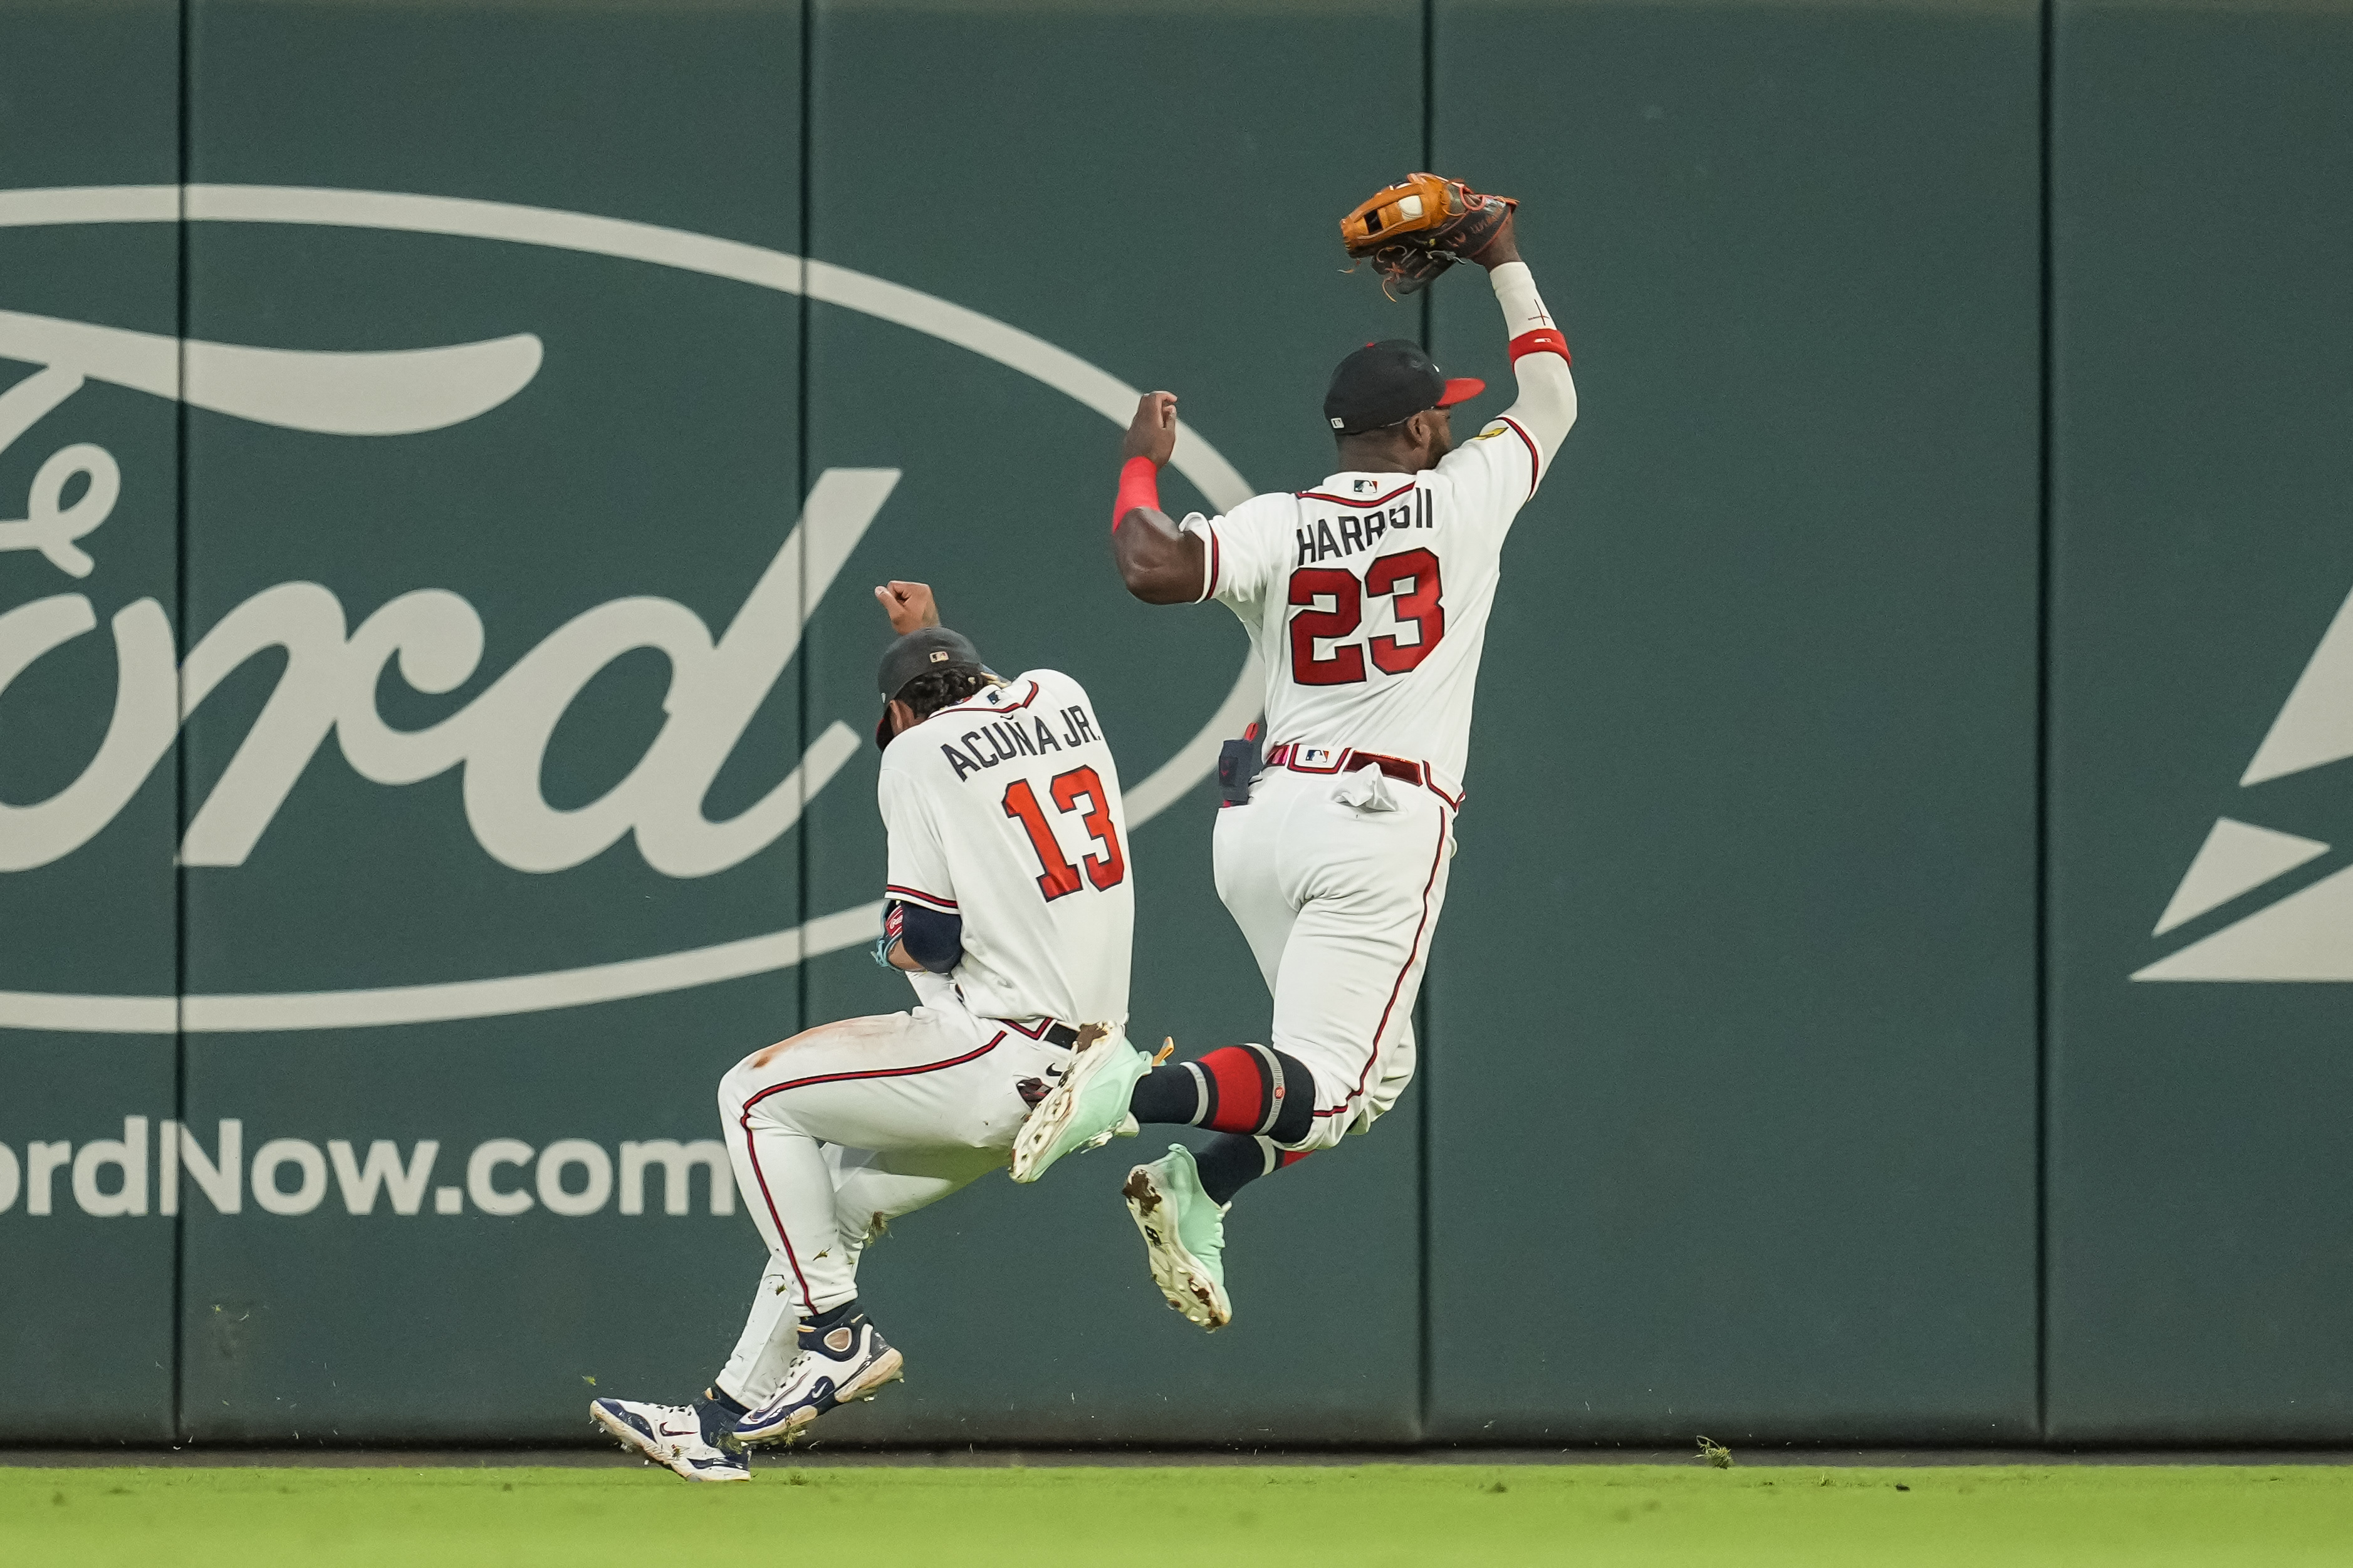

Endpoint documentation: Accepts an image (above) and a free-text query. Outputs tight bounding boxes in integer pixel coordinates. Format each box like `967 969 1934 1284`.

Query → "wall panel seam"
2033 0 2056 1443
170 0 193 1445
796 0 815 1041
1414 0 1436 1446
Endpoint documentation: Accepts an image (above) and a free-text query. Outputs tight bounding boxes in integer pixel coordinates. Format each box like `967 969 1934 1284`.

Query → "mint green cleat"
1122 1143 1232 1331
1008 1025 1147 1183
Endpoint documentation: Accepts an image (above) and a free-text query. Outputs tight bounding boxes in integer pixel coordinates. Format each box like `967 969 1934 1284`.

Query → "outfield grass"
5 1461 2347 1566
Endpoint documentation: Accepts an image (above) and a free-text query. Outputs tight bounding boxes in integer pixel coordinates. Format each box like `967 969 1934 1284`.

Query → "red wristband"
1112 455 1161 531
1508 327 1571 365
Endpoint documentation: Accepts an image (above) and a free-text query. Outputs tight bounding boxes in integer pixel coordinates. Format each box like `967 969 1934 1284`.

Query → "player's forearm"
1110 452 1208 604
1489 260 1578 460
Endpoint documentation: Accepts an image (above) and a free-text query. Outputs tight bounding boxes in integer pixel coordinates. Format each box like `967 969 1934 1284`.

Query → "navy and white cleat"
734 1321 905 1445
590 1396 749 1482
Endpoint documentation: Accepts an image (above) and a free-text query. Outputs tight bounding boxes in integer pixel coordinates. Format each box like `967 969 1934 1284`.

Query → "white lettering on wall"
251 1138 328 1216
0 426 894 876
536 1140 612 1217
0 365 117 577
0 594 177 873
467 1139 535 1217
161 1118 244 1215
619 1138 732 1217
71 1116 147 1217
329 1139 439 1216
0 1123 739 1217
26 1140 70 1215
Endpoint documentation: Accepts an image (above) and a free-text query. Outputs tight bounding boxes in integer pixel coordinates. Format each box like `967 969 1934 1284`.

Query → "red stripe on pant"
1312 814 1450 1122
736 1031 1004 1312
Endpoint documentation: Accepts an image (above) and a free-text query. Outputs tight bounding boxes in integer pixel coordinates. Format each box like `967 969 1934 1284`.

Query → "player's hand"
1469 207 1521 269
875 579 941 635
1122 392 1178 467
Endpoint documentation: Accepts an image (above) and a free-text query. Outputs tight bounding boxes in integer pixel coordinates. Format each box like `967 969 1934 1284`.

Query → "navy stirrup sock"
800 1297 863 1353
695 1386 748 1443
1194 1133 1313 1205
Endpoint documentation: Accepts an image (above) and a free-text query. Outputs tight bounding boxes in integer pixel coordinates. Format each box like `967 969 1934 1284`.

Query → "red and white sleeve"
1488 261 1578 484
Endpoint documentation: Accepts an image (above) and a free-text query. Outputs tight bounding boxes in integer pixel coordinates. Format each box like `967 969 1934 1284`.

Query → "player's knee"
716 1057 765 1118
1187 1043 1317 1143
1280 1109 1349 1155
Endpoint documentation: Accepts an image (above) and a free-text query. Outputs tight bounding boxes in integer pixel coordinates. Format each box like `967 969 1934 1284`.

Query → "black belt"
996 1017 1081 1048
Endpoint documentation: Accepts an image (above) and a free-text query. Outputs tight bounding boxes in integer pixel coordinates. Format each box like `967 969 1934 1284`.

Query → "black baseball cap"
875 626 984 750
1323 339 1484 436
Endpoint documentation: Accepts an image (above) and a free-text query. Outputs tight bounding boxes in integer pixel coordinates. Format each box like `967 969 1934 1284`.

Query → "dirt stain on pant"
746 1013 911 1072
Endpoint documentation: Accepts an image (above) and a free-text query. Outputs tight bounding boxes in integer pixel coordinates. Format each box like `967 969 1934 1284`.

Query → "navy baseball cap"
875 626 984 749
1323 339 1484 436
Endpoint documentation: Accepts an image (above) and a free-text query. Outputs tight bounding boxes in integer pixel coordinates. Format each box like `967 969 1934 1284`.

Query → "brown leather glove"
1339 172 1517 298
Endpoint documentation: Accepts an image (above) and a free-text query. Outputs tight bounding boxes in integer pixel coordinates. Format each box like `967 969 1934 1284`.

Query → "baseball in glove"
1340 172 1516 298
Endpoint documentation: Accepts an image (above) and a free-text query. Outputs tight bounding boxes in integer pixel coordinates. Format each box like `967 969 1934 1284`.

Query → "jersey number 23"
1288 548 1446 685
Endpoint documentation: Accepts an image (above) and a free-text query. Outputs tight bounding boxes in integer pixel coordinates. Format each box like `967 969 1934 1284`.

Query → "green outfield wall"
0 0 2347 1445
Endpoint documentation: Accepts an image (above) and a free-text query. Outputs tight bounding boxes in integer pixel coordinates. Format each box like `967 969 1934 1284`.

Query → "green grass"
6 1462 2350 1566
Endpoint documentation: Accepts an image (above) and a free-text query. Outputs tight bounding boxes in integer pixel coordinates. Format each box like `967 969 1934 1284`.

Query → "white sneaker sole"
1123 1164 1232 1331
670 1456 751 1482
588 1402 669 1465
1009 1026 1129 1183
588 1403 748 1482
734 1346 905 1446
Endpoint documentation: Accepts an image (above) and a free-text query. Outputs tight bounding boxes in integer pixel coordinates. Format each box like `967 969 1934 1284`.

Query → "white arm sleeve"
1487 261 1578 472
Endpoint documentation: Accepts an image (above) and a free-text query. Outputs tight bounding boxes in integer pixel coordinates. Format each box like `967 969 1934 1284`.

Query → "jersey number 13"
1002 765 1127 901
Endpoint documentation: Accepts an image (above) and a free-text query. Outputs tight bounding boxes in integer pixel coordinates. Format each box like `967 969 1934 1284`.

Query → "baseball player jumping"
593 580 1134 1479
1011 178 1575 1331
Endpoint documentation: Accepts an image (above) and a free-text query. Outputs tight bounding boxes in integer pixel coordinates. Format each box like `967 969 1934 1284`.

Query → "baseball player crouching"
594 579 1135 1480
1011 180 1575 1334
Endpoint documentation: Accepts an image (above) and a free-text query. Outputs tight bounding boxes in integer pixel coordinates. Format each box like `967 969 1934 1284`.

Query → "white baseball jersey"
877 668 1132 1027
1181 262 1573 791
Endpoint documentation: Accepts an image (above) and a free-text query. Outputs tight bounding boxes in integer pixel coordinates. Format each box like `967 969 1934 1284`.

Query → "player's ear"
887 697 917 737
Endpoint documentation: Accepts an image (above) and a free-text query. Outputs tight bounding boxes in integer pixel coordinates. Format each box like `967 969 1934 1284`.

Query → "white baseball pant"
711 999 1065 1407
1211 760 1457 1152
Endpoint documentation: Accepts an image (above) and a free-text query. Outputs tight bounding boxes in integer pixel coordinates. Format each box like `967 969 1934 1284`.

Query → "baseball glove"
1339 172 1516 297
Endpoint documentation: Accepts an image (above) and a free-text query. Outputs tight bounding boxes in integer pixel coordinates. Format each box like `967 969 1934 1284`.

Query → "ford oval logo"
0 185 1263 1034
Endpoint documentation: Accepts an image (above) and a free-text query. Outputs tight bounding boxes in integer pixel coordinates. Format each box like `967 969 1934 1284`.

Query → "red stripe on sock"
1194 1045 1271 1134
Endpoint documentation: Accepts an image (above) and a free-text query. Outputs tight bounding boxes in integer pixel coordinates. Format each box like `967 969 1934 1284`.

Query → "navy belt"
997 1017 1082 1049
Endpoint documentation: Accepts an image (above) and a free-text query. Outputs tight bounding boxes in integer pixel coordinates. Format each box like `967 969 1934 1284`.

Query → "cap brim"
1436 376 1486 408
875 702 896 752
